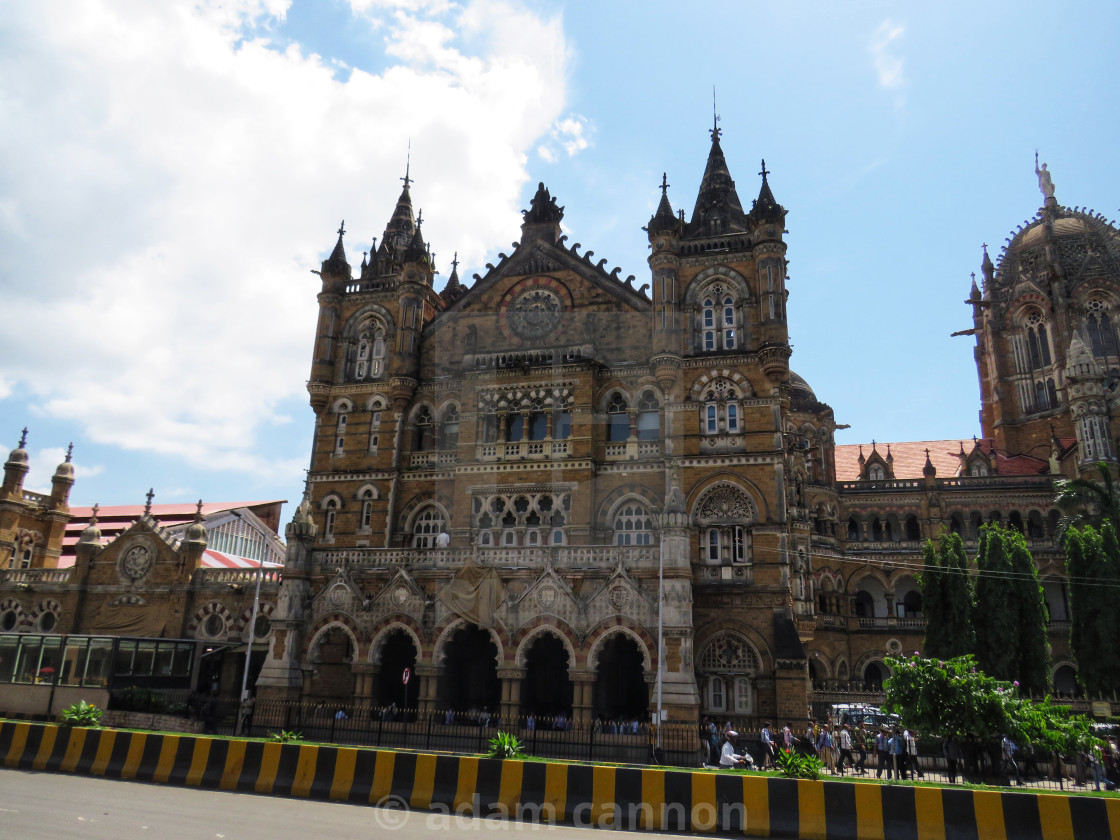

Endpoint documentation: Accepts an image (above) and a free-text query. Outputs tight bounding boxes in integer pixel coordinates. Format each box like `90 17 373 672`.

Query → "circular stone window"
507 287 564 340
203 613 226 639
38 612 57 633
1 610 17 632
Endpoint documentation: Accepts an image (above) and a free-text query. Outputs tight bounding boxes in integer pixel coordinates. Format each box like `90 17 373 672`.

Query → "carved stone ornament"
609 585 630 609
393 585 409 606
697 485 756 524
508 286 564 340
537 584 557 608
119 537 155 582
328 583 349 609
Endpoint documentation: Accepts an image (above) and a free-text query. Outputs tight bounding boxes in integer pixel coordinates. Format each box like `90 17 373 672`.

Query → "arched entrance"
307 625 356 700
438 624 500 713
376 629 419 710
521 633 573 718
592 634 648 722
1053 664 1078 697
863 661 886 691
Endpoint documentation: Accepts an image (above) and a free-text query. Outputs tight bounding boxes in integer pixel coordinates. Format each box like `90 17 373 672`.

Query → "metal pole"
656 533 664 751
239 560 266 702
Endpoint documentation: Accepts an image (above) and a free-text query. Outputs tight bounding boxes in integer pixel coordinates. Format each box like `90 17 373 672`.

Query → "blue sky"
1 1 1118 523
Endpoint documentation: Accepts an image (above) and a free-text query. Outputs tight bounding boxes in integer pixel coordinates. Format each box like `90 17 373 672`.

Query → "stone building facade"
257 130 1120 723
3 131 1117 723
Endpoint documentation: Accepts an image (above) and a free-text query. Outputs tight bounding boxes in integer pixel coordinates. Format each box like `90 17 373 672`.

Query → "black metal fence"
237 700 708 767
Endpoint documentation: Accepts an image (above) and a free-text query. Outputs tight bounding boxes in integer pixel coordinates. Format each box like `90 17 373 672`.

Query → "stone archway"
374 627 419 711
592 632 649 723
437 624 500 713
520 631 573 720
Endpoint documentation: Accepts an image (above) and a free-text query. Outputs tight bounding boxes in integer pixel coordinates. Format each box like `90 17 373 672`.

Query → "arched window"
553 408 571 440
1086 299 1118 358
359 488 375 531
1026 310 1052 370
414 407 434 451
368 406 383 453
411 507 446 548
697 485 755 565
700 380 741 436
480 410 498 444
637 391 660 441
335 413 347 455
613 503 655 546
324 498 338 539
355 319 388 380
440 406 460 449
699 633 760 715
904 515 921 541
867 464 885 481
528 402 548 441
21 548 32 569
698 284 740 353
607 394 630 443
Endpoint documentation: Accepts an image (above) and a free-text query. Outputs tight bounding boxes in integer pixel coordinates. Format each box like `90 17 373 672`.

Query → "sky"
2 0 1118 525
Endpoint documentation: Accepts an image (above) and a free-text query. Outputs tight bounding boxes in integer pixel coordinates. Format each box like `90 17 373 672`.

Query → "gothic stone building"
4 130 1117 724
256 128 1119 724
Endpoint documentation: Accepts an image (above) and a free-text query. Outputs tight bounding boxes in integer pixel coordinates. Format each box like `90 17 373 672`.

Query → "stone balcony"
314 544 659 574
1 568 73 584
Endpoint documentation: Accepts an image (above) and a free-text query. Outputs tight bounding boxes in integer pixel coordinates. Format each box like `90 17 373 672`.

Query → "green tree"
1054 461 1120 541
920 533 975 659
1005 529 1050 695
883 654 1094 755
972 526 1020 682
1064 523 1120 695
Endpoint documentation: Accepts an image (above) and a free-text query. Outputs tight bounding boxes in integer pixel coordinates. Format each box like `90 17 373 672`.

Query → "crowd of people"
701 716 1120 791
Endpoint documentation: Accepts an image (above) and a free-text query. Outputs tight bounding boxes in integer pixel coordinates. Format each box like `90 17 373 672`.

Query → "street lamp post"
239 559 266 702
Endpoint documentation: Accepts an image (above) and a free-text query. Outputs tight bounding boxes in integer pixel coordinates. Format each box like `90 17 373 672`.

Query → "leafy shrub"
487 730 525 760
775 747 823 780
59 700 103 727
267 729 303 743
115 685 167 713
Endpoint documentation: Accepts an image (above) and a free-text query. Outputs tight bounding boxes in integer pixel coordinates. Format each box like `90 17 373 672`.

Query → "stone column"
351 662 376 709
498 667 524 726
569 669 596 727
415 664 440 717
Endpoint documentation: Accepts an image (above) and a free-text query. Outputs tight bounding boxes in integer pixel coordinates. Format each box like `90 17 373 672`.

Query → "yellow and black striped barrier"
1 721 1116 838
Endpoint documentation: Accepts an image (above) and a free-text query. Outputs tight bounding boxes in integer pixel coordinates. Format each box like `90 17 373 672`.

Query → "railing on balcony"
315 544 659 573
197 568 283 586
2 568 72 584
409 451 460 469
474 440 570 462
857 617 888 629
20 490 52 506
894 617 926 630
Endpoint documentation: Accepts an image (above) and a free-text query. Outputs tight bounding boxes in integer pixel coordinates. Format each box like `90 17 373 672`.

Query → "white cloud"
0 0 574 477
869 19 906 98
25 447 104 495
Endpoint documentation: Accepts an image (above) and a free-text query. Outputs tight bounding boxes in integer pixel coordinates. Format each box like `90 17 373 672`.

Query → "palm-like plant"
1053 461 1120 543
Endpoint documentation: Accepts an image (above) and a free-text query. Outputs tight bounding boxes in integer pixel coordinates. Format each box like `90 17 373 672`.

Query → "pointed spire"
321 220 350 278
749 158 786 226
923 448 936 478
65 443 73 463
442 251 466 301
648 172 679 234
144 488 154 517
686 121 747 237
403 210 428 264
18 428 28 449
382 155 417 253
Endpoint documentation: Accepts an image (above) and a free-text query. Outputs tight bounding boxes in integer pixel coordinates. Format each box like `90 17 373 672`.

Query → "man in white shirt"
837 724 853 774
720 729 752 768
760 722 776 768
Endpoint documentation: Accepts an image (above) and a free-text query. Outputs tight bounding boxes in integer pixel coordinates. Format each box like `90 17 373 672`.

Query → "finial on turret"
660 173 670 196
90 503 99 525
144 488 154 516
710 86 722 141
195 499 203 519
18 428 27 448
759 159 770 181
401 140 412 190
65 442 73 463
337 220 345 239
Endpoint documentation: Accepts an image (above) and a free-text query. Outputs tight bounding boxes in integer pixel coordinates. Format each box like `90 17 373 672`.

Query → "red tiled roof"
835 439 1050 481
835 441 965 482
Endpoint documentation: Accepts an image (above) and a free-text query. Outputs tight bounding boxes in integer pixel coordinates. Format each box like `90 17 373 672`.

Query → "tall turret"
2 429 29 501
49 443 75 511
